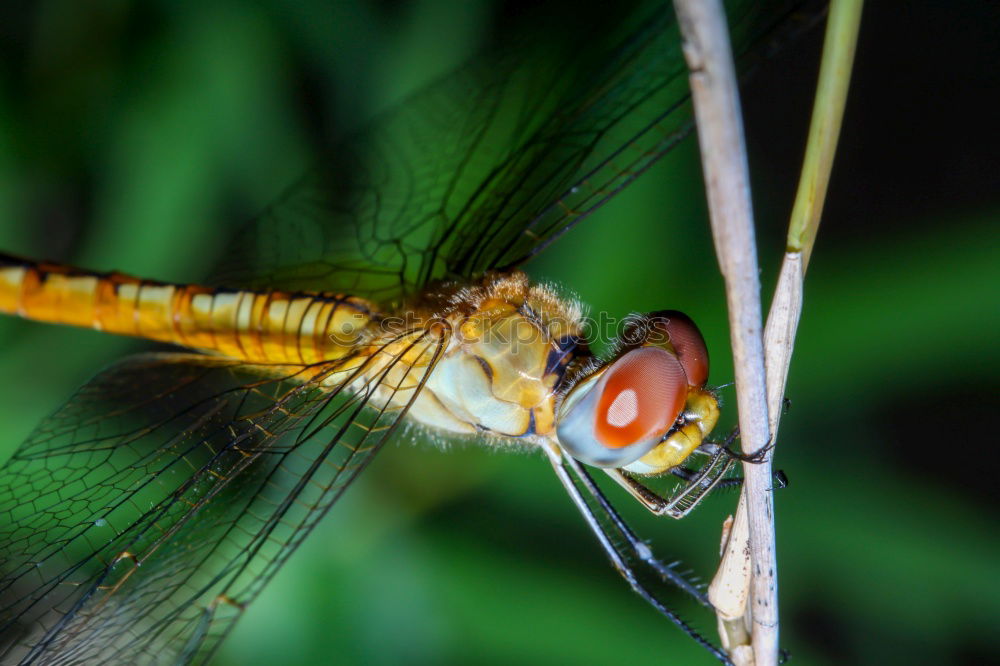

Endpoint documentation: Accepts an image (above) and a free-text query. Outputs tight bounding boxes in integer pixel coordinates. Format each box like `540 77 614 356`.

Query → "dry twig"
673 0 862 663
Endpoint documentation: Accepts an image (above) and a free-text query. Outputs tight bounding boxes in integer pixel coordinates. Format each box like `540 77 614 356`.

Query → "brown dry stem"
672 0 862 664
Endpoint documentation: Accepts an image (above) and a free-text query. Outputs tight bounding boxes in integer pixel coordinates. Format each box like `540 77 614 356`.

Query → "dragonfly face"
0 0 814 663
556 310 720 474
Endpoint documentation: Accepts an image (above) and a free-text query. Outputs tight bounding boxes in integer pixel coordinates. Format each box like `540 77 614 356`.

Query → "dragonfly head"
555 311 719 474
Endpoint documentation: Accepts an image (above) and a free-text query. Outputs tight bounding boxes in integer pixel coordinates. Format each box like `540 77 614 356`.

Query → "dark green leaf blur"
0 1 995 664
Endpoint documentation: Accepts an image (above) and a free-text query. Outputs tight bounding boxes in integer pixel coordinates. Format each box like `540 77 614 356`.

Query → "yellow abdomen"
0 253 378 365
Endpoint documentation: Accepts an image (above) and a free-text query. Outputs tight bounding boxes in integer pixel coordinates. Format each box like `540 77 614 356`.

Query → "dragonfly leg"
671 465 789 491
540 440 734 665
605 445 735 519
694 426 774 464
609 456 787 515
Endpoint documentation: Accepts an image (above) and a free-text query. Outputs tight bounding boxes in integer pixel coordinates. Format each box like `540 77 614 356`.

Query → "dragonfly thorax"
401 272 587 438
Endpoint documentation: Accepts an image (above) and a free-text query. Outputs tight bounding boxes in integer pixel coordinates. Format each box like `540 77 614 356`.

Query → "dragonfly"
0 0 815 663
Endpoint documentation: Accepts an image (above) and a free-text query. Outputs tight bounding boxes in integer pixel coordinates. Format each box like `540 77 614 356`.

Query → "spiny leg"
541 441 733 665
605 445 735 519
688 428 786 489
694 426 774 464
606 429 785 518
670 465 789 491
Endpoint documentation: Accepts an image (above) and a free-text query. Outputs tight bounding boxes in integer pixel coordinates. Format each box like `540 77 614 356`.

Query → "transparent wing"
0 326 449 664
209 0 814 304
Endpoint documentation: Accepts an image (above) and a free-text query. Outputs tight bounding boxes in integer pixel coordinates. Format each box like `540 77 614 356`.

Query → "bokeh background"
0 1 996 664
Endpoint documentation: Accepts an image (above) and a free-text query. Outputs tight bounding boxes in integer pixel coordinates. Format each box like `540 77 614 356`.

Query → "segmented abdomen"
0 253 378 365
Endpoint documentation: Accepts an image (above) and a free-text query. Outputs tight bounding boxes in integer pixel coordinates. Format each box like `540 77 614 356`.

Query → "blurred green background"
0 1 997 664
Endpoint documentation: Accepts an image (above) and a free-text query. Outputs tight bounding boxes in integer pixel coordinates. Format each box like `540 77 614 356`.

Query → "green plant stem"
787 0 864 271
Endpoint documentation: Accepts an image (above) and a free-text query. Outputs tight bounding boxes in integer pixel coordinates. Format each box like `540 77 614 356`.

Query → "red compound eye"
594 347 687 449
648 310 710 387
